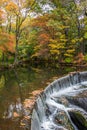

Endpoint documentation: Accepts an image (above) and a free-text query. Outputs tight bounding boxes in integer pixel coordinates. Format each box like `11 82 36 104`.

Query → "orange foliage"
38 33 50 44
75 53 84 64
31 14 53 58
24 99 35 109
31 89 43 96
0 9 6 22
0 33 15 53
23 89 43 109
0 10 3 18
31 14 50 28
6 1 18 13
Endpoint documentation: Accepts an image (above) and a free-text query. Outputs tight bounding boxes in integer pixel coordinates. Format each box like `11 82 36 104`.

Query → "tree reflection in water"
0 68 32 130
2 97 31 130
0 66 78 130
3 98 23 119
0 67 45 130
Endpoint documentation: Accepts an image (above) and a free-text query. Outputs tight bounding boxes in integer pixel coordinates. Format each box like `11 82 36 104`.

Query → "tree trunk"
2 53 5 66
14 36 19 64
73 0 85 55
14 16 20 65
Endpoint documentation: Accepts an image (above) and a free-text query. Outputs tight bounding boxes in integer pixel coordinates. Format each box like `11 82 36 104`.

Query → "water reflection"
3 98 23 119
0 66 63 130
0 66 86 130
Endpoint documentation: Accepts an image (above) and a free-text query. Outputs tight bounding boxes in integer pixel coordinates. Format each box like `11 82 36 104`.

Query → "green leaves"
84 32 87 39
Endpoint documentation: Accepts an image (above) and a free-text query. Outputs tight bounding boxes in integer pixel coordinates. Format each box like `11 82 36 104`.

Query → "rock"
69 110 87 130
55 110 74 130
67 90 87 112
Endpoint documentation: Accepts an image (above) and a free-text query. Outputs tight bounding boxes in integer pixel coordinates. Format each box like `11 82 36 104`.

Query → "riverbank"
0 59 87 72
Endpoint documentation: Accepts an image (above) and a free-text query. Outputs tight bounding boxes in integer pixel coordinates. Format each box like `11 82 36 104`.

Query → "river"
0 66 87 130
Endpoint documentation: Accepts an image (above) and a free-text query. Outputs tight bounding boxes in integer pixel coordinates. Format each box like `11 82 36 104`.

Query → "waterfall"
31 72 87 130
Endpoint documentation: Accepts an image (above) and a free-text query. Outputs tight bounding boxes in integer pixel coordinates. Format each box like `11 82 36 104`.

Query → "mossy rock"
55 110 74 130
66 90 87 112
69 110 87 130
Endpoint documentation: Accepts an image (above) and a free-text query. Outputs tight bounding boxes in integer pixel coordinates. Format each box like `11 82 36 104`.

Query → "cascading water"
31 72 87 130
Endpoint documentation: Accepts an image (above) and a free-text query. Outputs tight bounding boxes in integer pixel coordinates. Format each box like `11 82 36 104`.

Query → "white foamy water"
31 72 87 130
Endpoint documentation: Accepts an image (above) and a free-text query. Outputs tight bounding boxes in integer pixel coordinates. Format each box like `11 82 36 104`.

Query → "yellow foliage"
49 44 58 49
34 44 42 51
64 53 73 57
6 2 18 13
71 39 77 43
50 50 60 55
31 52 40 57
20 17 31 30
78 38 83 42
71 38 83 44
2 0 8 2
60 38 67 42
60 34 65 39
26 0 35 7
67 49 75 53
50 39 58 44
0 76 5 89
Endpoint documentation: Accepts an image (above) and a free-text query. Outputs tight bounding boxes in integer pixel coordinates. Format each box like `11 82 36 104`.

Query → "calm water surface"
0 66 86 130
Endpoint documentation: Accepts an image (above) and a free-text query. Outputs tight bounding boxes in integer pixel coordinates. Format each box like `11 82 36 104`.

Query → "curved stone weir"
31 72 87 130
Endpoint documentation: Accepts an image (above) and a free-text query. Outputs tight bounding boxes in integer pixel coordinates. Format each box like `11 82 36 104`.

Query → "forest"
0 0 87 67
1 1 87 130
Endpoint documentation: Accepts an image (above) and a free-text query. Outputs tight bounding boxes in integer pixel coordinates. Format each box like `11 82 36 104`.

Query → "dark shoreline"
0 60 87 72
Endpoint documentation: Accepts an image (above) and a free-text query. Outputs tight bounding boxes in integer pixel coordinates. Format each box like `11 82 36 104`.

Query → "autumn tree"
1 0 87 65
30 1 78 62
3 0 34 63
0 32 15 64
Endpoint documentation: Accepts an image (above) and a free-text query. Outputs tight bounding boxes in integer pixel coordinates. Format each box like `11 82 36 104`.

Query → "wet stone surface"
54 110 74 130
69 110 87 130
31 75 87 130
66 90 87 112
